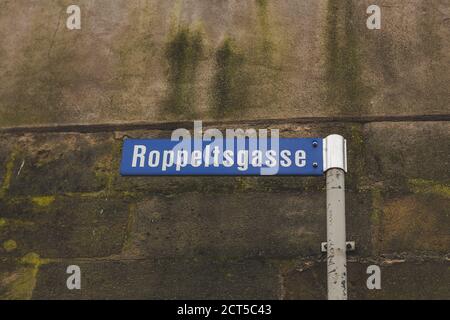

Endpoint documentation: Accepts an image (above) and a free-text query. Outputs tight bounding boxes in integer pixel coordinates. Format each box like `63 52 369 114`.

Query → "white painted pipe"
323 134 348 300
326 168 347 300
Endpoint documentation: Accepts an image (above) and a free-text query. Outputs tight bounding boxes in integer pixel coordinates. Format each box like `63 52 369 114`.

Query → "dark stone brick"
32 258 279 299
124 191 372 259
364 122 450 186
8 133 115 195
0 196 129 259
283 260 450 300
373 194 450 255
127 192 325 259
349 261 450 300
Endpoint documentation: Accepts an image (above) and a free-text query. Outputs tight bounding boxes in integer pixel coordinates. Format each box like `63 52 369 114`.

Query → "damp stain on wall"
211 38 250 118
324 0 368 115
163 25 204 118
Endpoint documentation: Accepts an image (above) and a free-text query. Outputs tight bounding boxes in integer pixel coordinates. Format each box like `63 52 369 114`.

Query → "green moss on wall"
164 26 204 117
121 203 139 256
0 151 16 199
0 253 50 300
255 0 274 63
3 239 17 252
211 38 250 117
348 125 366 189
94 152 116 194
325 0 367 115
31 196 56 207
0 218 34 230
408 179 450 199
0 267 36 300
370 187 384 254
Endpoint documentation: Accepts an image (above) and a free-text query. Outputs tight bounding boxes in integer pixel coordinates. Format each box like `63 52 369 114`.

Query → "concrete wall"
0 0 449 299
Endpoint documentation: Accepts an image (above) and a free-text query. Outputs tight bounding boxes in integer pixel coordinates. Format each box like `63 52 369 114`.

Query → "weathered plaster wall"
0 0 449 126
0 0 449 299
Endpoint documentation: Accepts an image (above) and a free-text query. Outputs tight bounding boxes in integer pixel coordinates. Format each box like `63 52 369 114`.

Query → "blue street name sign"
120 138 323 176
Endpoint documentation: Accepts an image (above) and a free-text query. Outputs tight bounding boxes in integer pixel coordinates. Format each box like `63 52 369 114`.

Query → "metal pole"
326 168 347 300
323 134 348 300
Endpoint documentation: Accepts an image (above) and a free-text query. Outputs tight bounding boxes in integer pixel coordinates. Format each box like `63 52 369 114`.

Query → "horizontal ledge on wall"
0 114 449 134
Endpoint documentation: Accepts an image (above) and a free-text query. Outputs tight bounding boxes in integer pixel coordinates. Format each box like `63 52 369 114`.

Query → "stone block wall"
0 0 448 299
